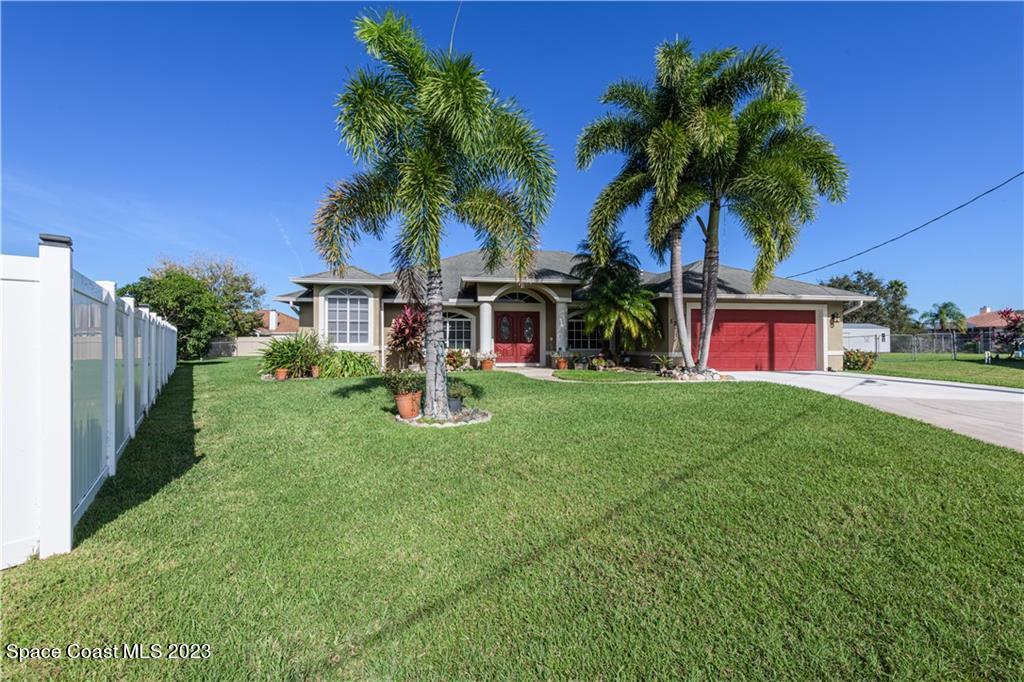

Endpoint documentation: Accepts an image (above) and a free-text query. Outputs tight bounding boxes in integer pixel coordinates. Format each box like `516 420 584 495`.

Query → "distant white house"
843 323 891 353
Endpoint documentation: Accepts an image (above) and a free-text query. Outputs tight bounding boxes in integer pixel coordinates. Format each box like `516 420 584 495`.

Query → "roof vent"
980 306 991 314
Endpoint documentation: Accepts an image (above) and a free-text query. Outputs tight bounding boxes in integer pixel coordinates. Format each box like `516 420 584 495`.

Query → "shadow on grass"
346 399 816 666
331 376 384 400
74 364 199 545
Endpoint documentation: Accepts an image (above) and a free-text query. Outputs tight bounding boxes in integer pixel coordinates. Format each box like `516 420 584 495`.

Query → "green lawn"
852 352 1024 389
3 357 1022 679
552 368 670 382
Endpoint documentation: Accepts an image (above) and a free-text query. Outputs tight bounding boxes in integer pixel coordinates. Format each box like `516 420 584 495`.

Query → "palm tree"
921 302 967 332
579 40 847 373
577 40 711 368
571 232 659 358
681 49 847 371
312 11 555 420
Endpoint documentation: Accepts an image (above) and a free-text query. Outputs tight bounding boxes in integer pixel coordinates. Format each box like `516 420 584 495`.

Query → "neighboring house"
966 306 1022 350
274 250 873 371
843 323 891 353
254 309 299 336
206 309 299 358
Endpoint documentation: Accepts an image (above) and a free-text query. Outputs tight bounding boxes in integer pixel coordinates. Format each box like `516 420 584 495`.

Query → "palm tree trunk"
670 225 695 368
423 268 451 420
696 201 721 372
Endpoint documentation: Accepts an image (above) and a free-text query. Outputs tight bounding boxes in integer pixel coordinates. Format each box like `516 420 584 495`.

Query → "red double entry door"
494 311 540 364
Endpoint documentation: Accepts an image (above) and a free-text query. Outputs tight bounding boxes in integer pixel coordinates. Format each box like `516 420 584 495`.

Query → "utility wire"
788 170 1024 278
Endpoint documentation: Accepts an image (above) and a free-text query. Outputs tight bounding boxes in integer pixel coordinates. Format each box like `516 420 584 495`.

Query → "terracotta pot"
395 392 421 419
274 368 290 381
555 357 569 370
481 359 494 371
310 365 321 379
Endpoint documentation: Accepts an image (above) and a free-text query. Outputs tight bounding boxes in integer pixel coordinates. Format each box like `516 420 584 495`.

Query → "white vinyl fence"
1 234 177 568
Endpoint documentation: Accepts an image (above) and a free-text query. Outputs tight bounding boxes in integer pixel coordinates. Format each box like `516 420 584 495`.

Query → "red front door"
691 309 817 371
494 311 540 363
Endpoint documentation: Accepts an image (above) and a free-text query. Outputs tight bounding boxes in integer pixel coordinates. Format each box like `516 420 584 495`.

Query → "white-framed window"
568 314 603 351
325 287 370 345
496 291 540 303
443 312 472 349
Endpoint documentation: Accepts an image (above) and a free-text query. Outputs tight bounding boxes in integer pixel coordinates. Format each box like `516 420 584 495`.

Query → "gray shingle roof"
381 250 580 300
272 287 313 303
291 265 392 284
276 251 870 302
642 261 867 299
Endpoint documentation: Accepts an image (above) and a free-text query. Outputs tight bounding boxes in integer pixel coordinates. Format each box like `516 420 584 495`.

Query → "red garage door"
691 309 817 371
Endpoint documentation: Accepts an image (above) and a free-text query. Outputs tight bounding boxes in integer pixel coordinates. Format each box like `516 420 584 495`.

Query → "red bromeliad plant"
996 308 1024 355
388 305 426 368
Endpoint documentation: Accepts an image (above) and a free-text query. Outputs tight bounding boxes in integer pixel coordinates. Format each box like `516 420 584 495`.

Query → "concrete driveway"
731 371 1024 451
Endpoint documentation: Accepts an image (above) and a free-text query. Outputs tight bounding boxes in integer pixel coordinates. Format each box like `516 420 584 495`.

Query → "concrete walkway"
731 371 1024 451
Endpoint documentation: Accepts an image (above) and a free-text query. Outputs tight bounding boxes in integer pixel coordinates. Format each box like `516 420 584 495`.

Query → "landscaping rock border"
396 408 492 428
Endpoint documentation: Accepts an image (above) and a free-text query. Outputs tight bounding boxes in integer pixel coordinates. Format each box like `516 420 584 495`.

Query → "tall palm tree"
579 39 847 372
313 11 555 420
571 231 659 357
921 302 967 332
684 50 848 371
577 40 710 368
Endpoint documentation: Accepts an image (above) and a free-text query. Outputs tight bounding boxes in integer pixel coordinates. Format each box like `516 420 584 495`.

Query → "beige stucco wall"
828 302 845 371
307 284 384 349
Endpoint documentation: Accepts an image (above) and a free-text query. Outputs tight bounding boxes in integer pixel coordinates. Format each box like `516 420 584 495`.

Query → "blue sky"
3 2 1022 317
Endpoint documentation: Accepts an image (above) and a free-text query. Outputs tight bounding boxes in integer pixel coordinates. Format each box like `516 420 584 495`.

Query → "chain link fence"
888 330 1013 357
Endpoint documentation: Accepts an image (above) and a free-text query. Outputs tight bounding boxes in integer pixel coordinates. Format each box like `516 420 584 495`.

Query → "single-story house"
274 250 873 371
966 306 1021 350
843 323 891 353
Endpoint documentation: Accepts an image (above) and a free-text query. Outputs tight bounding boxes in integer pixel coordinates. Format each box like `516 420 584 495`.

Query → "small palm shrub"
260 333 324 376
319 350 380 378
447 379 473 402
844 349 878 370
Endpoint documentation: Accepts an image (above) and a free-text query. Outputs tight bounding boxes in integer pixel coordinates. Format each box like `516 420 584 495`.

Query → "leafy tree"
153 256 265 336
821 271 919 333
312 11 555 420
920 301 967 332
119 271 227 360
571 232 659 358
995 309 1023 355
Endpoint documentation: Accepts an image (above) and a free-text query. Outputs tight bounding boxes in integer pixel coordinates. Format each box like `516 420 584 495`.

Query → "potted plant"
476 350 497 371
274 367 290 381
383 370 424 419
310 364 321 379
447 380 472 413
590 356 607 372
573 354 588 370
552 349 569 370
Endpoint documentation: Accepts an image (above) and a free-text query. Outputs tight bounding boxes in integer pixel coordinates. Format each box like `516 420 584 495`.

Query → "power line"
788 170 1024 279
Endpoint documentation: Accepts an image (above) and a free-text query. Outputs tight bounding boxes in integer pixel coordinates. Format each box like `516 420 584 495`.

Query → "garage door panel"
691 309 816 371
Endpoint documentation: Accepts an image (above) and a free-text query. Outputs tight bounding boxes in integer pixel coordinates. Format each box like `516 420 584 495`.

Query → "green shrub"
843 348 878 370
260 333 324 376
447 379 473 402
382 370 425 396
319 350 380 378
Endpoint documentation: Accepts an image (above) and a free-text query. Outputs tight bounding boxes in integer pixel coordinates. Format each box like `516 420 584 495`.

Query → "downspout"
842 299 868 317
380 304 385 369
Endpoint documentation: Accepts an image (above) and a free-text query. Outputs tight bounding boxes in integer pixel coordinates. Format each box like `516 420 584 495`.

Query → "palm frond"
586 169 651 263
335 67 412 162
484 101 556 227
702 45 790 107
600 79 656 121
312 166 399 272
575 114 646 170
354 10 430 87
419 54 491 148
452 186 536 278
655 39 695 91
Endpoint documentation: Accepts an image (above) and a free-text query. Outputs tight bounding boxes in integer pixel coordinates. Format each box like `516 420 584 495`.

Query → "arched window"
443 312 472 349
568 312 603 351
325 287 369 344
496 291 540 303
